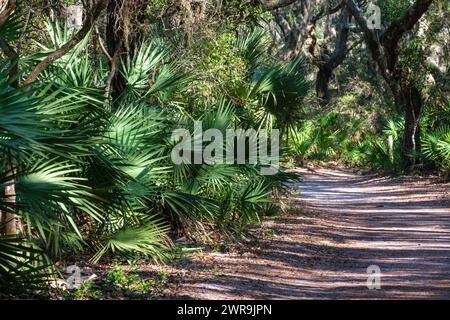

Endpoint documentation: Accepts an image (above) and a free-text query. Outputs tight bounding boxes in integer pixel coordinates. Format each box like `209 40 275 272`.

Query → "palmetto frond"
0 14 23 44
235 27 271 77
0 236 49 295
423 126 450 172
121 42 190 100
91 215 171 263
234 53 310 133
0 10 298 294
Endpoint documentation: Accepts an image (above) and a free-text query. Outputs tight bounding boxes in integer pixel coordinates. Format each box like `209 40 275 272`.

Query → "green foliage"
70 280 103 300
287 111 407 173
0 236 49 295
423 126 450 176
168 101 299 234
102 263 168 299
380 0 415 24
3 0 446 298
190 30 247 104
64 262 169 299
288 111 364 163
91 219 171 264
353 118 404 173
1 14 297 295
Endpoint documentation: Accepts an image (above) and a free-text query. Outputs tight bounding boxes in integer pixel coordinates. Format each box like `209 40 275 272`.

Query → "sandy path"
168 168 450 299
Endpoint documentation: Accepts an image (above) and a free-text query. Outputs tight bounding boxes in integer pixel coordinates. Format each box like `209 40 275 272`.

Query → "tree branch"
380 0 433 71
311 0 343 23
344 0 387 74
328 6 351 69
23 0 109 85
381 0 433 47
345 0 433 76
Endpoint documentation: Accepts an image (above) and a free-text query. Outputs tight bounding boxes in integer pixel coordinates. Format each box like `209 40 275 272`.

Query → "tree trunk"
4 160 18 235
344 0 433 170
316 65 332 104
105 0 147 101
387 135 394 164
310 6 350 106
106 0 127 100
399 84 423 167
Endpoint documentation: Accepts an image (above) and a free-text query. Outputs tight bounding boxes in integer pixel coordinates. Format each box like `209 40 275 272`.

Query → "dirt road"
168 168 450 299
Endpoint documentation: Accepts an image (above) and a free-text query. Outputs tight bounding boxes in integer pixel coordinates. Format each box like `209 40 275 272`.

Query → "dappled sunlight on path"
169 168 450 299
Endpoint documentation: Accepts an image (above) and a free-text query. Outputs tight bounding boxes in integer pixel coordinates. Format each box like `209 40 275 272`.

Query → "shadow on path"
169 168 450 299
